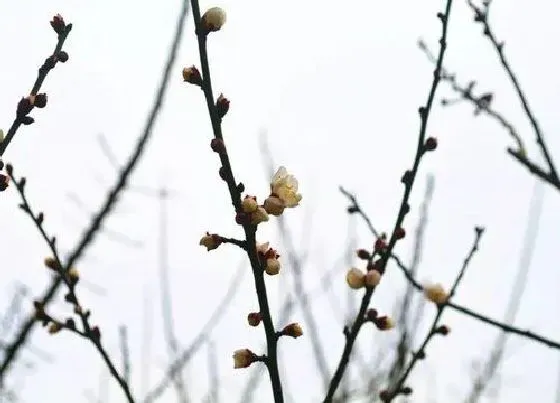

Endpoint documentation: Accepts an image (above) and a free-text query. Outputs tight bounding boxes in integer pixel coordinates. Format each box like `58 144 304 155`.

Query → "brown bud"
395 227 406 240
0 174 9 192
56 51 69 63
50 14 66 34
216 94 230 118
182 66 202 85
424 137 437 151
32 93 48 108
434 324 450 336
356 249 370 260
17 97 33 117
247 312 261 327
210 138 226 153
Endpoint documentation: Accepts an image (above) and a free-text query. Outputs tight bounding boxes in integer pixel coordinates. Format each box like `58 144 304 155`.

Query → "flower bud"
241 195 258 213
216 94 230 118
233 349 255 369
365 308 378 321
201 7 227 33
423 283 448 305
210 138 225 153
394 227 406 240
356 249 370 260
50 14 66 34
48 322 62 334
182 65 202 85
346 268 365 289
250 206 269 225
247 312 261 327
365 269 381 287
424 137 438 152
265 258 280 275
44 257 61 271
374 236 387 253
32 93 48 108
67 267 80 284
199 232 222 251
0 174 9 192
374 315 394 331
263 195 285 216
434 324 451 336
282 323 303 338
56 51 69 63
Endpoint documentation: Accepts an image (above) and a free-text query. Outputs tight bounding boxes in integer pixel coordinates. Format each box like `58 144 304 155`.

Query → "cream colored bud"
423 283 449 305
265 258 281 275
250 206 269 225
232 349 254 369
199 233 222 251
282 322 303 338
346 268 365 289
241 196 258 213
202 7 227 32
365 270 381 287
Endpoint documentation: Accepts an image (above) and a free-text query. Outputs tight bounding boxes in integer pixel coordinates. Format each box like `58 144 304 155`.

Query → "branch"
7 167 135 403
186 2 285 401
381 227 484 401
467 0 558 181
0 0 190 382
0 15 72 156
322 2 456 400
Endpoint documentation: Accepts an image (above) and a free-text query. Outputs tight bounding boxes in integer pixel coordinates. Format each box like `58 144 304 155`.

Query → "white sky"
0 0 559 402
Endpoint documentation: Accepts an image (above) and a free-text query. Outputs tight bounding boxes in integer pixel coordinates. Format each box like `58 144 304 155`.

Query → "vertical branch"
323 1 455 400
187 2 283 401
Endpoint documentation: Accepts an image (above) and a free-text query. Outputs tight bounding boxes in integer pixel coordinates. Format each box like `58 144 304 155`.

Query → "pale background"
0 0 559 402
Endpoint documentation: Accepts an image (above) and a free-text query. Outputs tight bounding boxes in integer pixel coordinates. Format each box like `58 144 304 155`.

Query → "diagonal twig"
0 0 191 383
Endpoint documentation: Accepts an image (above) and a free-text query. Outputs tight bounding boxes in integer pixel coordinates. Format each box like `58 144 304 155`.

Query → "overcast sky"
1 0 560 402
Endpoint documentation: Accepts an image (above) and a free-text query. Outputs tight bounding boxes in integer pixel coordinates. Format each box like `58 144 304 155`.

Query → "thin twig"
418 32 560 191
467 0 558 181
7 169 135 403
0 0 190 382
344 178 560 351
323 2 455 400
0 17 72 156
382 227 484 401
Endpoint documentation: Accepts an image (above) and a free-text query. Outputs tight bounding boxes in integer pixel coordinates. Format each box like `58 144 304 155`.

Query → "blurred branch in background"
465 180 543 403
142 263 245 403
